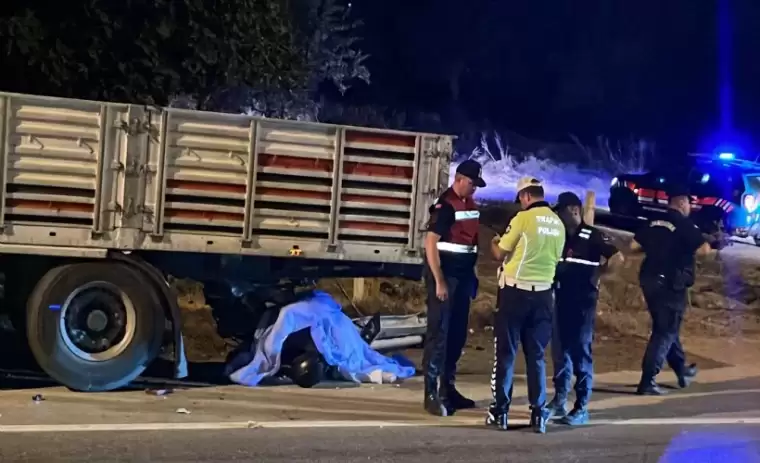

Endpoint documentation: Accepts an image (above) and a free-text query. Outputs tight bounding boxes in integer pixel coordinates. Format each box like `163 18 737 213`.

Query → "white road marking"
3 417 760 433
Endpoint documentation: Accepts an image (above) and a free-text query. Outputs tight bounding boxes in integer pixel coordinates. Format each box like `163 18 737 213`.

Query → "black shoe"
558 406 589 426
546 396 568 419
530 407 550 434
485 406 509 431
424 378 448 417
677 363 698 389
636 380 667 396
441 384 476 410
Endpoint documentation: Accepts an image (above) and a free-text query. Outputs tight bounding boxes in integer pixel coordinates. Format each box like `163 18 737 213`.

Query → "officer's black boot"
636 377 667 396
440 379 476 411
530 406 550 434
676 363 698 388
424 376 448 417
485 403 509 431
546 395 568 419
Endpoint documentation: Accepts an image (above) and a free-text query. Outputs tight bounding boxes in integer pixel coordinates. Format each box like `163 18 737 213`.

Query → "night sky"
344 0 760 155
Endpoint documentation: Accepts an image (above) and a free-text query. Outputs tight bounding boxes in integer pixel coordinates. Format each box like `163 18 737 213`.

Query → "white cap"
516 176 543 193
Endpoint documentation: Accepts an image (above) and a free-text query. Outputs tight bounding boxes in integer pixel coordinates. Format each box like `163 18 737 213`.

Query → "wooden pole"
583 190 596 225
352 278 367 303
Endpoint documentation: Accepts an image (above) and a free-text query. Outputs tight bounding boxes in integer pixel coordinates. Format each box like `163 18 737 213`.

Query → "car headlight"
743 194 758 213
610 177 619 187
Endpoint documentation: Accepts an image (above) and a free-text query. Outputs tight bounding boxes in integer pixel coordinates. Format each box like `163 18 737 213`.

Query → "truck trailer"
0 92 452 391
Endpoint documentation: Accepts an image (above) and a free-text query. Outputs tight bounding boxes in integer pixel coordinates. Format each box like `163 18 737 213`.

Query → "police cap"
513 176 543 203
455 160 487 187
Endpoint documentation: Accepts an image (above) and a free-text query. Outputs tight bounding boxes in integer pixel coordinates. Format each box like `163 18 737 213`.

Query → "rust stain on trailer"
6 199 93 213
344 130 416 148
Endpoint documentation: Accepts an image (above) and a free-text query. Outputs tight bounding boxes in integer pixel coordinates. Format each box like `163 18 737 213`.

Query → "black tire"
608 187 639 216
26 262 165 391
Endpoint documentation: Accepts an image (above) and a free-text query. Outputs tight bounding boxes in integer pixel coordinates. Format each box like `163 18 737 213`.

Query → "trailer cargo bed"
0 92 452 264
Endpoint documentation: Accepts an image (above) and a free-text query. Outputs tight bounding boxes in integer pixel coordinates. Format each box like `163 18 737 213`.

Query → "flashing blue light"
701 173 710 183
718 152 735 160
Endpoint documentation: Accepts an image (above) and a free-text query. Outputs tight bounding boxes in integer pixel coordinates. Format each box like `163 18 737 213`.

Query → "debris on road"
32 394 44 403
353 313 427 351
145 388 174 397
175 408 191 415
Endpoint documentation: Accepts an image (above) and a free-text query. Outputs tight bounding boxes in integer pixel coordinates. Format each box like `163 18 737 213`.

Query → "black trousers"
422 269 474 388
491 285 554 411
640 279 688 381
551 289 597 408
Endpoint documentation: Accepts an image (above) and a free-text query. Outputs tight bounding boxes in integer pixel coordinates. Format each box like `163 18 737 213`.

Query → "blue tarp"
227 291 416 386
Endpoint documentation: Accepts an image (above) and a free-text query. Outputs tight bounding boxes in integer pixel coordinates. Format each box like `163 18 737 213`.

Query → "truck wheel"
26 262 165 391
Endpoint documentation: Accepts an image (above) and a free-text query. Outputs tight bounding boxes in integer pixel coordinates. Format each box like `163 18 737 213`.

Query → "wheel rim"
58 281 137 362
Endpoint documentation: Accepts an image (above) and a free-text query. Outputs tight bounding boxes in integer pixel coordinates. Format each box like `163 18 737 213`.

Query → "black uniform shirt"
555 222 618 295
634 208 706 288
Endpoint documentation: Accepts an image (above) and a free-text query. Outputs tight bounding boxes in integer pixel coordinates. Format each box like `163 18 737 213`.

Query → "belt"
499 275 552 292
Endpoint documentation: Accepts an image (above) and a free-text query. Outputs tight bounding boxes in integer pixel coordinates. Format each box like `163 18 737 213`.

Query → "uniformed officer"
627 185 721 395
422 159 485 416
487 177 565 433
545 192 622 425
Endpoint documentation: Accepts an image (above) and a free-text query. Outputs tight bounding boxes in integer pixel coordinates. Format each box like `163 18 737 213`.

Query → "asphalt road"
4 424 760 462
1 365 760 462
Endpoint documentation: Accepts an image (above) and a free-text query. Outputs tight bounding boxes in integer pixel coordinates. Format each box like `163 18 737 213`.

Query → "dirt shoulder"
176 201 760 376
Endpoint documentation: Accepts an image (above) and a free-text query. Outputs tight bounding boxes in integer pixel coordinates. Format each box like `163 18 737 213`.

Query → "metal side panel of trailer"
0 92 453 264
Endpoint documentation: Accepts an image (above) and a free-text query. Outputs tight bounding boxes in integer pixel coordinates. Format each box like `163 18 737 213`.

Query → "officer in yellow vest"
486 177 565 433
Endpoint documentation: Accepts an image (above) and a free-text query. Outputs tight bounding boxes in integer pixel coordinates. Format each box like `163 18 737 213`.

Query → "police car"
608 152 760 245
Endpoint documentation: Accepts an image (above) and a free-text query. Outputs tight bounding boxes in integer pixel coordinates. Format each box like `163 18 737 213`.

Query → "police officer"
487 177 565 433
627 185 720 395
422 159 485 416
545 192 622 425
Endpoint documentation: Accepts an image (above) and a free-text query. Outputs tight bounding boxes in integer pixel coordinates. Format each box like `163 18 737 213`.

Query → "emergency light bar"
688 152 760 170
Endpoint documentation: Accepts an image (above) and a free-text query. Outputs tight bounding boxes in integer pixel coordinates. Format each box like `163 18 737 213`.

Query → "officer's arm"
682 222 717 258
695 241 718 259
622 226 649 256
595 230 624 272
622 238 644 255
697 243 718 257
424 202 456 284
492 213 523 261
600 253 625 275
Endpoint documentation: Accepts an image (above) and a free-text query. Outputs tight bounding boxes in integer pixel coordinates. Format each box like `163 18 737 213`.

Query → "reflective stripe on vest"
560 257 600 267
454 210 480 221
437 242 478 253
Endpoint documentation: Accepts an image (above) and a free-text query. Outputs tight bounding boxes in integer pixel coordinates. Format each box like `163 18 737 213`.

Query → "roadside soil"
176 201 760 376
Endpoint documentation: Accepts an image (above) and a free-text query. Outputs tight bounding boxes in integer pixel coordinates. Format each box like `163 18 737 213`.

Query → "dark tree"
0 0 307 108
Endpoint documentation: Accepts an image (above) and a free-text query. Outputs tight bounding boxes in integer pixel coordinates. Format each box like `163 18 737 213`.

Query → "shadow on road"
591 375 760 420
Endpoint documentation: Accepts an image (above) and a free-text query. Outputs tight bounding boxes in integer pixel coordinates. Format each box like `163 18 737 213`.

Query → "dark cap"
553 191 583 212
455 160 486 188
666 184 690 199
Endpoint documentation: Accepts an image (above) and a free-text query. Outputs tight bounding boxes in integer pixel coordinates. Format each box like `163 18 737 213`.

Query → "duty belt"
498 271 552 292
